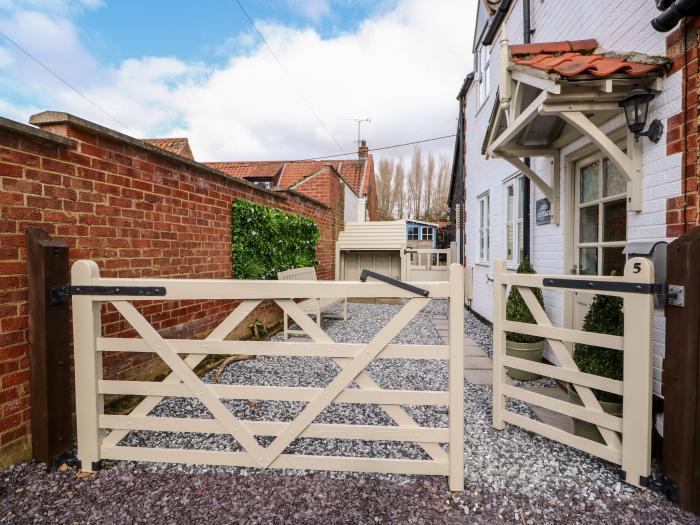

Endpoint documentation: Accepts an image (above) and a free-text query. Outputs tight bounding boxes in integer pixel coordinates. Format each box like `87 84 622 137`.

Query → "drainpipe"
651 0 700 32
522 0 533 261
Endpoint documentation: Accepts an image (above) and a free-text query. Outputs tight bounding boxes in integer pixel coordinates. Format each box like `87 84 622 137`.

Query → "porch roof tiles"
510 39 670 79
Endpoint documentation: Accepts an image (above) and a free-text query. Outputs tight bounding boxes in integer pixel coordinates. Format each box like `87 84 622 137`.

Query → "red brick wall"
666 18 700 237
0 113 341 463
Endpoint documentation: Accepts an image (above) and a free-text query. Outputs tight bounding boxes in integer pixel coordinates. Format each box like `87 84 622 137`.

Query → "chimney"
358 140 369 159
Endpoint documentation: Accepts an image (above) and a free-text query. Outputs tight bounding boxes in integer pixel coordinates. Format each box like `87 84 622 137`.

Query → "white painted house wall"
344 184 360 223
464 0 682 395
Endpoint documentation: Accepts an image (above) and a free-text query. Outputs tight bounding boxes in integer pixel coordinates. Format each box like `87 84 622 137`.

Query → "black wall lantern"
619 88 664 143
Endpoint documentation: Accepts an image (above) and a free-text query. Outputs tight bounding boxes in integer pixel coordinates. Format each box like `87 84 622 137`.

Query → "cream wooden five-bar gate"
71 260 466 491
492 257 655 487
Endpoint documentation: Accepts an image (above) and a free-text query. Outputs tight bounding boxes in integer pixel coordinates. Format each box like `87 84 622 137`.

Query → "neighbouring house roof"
143 137 194 160
206 161 284 180
509 39 670 80
204 157 373 197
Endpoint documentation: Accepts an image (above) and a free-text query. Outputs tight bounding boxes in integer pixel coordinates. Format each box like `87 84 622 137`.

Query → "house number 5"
633 262 641 273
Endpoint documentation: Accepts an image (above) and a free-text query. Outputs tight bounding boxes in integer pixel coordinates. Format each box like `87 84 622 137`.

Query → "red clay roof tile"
510 39 669 79
144 138 194 160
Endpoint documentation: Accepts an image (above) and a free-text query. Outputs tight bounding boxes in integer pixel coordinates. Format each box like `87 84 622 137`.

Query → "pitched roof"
510 39 670 79
206 161 284 179
143 137 194 160
203 157 372 197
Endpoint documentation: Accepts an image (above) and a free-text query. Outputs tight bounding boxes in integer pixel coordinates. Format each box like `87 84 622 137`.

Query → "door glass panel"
579 247 598 275
603 246 626 276
603 199 626 242
603 158 627 197
579 205 598 243
580 161 600 203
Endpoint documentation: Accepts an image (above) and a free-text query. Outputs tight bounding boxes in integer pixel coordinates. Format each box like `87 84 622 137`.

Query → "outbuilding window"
422 226 434 241
408 225 419 240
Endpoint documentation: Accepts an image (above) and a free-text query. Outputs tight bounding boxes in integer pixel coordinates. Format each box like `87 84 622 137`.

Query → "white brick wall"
464 0 681 396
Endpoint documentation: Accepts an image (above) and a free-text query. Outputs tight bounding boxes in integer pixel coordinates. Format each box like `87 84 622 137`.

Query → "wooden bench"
277 267 348 339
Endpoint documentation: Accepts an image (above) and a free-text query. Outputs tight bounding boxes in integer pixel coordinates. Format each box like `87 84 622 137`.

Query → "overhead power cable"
0 31 132 133
234 0 345 153
206 133 456 167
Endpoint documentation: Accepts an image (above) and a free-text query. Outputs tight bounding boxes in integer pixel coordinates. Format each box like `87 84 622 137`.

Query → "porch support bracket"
501 155 560 225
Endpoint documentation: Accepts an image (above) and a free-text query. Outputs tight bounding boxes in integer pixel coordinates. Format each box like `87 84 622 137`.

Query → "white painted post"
621 257 654 486
448 263 464 492
492 260 508 430
71 260 104 472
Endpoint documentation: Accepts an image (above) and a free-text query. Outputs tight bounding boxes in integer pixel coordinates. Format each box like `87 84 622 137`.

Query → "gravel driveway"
1 300 698 524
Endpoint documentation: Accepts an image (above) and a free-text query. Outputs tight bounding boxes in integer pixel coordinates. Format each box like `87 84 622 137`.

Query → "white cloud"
0 0 477 165
287 0 331 21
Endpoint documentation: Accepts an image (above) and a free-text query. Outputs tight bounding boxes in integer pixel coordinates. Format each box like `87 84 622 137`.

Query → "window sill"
475 261 490 267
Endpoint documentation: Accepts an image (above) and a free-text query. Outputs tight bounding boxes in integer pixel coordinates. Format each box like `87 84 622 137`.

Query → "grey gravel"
1 300 697 524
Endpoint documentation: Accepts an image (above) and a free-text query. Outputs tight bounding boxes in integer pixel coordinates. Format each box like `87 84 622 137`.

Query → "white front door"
572 153 628 327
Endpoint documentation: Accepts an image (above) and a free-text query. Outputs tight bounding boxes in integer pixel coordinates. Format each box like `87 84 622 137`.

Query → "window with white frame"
478 44 490 106
421 226 433 240
505 176 526 264
478 194 490 261
407 225 419 240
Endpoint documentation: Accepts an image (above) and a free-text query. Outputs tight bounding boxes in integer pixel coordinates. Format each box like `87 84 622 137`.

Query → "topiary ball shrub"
573 293 624 403
505 257 545 344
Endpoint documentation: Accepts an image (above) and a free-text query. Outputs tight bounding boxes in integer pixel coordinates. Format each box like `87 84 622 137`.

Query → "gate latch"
359 270 429 297
50 285 167 305
667 285 685 307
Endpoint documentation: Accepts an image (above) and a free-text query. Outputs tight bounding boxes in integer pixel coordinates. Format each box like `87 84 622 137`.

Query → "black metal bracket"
359 270 430 297
50 285 166 305
639 473 679 502
543 278 667 295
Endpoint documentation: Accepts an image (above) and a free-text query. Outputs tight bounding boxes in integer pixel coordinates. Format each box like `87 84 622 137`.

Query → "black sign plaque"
536 198 552 226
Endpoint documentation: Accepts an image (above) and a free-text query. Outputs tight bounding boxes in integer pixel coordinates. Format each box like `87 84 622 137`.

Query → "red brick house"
205 140 378 222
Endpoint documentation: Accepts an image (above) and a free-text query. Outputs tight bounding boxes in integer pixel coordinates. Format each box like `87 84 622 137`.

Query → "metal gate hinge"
667 284 685 307
639 474 679 502
50 284 166 305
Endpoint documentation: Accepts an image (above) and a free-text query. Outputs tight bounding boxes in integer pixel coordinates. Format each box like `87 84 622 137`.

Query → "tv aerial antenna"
342 117 372 148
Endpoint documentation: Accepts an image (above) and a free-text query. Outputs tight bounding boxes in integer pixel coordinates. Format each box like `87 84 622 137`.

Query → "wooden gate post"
621 257 654 486
26 228 72 468
664 227 700 513
448 263 464 492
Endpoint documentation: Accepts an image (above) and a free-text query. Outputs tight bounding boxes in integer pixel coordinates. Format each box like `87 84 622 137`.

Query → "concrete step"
463 356 493 370
464 369 493 385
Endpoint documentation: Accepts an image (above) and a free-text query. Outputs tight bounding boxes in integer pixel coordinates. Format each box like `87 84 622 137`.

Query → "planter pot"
567 384 623 444
505 339 544 380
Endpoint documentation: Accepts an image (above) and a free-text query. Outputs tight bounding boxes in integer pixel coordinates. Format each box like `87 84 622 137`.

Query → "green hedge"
232 199 319 280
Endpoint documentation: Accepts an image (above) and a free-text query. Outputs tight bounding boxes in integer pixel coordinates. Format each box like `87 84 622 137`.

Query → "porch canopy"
483 39 670 222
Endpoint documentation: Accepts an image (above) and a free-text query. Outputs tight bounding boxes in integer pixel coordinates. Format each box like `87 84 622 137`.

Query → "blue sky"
0 0 475 161
76 1 387 65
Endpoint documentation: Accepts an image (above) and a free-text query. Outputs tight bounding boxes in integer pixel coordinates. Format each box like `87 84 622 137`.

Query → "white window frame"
478 44 490 107
421 226 433 241
504 175 526 266
407 225 419 241
478 193 490 262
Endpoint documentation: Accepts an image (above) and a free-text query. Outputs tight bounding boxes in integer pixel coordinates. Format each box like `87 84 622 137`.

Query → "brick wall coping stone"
27 111 329 210
0 115 73 147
